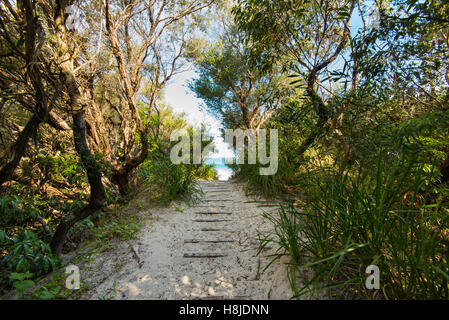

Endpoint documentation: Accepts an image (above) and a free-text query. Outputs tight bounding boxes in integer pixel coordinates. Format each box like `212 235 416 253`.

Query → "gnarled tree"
0 1 71 186
95 0 214 195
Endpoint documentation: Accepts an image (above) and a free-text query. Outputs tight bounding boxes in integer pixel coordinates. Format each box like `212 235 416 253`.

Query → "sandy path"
80 180 293 300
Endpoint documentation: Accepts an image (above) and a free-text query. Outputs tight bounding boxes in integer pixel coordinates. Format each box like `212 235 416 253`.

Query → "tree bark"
49 0 107 255
0 0 54 186
50 111 106 255
111 129 149 195
0 109 70 186
296 113 328 158
439 147 449 184
0 113 42 186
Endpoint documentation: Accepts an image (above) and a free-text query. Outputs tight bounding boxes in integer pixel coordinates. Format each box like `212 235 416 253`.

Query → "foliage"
139 105 216 204
230 0 449 300
139 159 204 205
9 272 35 295
35 153 85 187
0 196 43 229
259 153 449 299
93 219 142 243
187 10 290 130
0 0 217 278
2 230 60 275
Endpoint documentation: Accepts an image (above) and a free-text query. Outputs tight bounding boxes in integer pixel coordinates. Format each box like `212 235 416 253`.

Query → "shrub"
138 159 203 205
259 152 449 299
2 230 60 275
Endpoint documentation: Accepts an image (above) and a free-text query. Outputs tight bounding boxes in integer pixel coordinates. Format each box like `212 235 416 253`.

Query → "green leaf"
39 290 55 300
9 272 33 281
0 230 7 242
13 280 35 292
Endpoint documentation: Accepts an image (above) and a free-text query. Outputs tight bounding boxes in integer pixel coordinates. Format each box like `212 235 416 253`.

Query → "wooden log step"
184 239 235 243
206 192 233 194
195 212 233 215
203 185 228 187
199 295 251 300
205 195 233 198
193 205 226 208
205 193 232 195
193 219 232 222
183 252 228 258
201 199 233 202
205 187 232 189
205 187 231 189
198 228 230 231
206 186 232 188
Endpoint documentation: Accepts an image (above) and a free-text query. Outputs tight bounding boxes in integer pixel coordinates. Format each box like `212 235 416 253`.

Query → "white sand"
79 180 294 300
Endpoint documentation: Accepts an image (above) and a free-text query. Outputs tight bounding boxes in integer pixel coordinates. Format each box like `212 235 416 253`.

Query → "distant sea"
203 157 234 181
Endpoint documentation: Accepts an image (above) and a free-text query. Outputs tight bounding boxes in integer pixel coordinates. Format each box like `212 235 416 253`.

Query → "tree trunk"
50 111 106 255
0 110 70 186
0 114 42 186
0 0 55 186
296 101 329 159
334 128 353 164
111 169 130 196
84 82 111 155
111 130 149 196
297 127 324 158
439 148 449 184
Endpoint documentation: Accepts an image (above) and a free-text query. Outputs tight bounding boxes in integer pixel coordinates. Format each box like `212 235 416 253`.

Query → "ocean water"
204 157 234 181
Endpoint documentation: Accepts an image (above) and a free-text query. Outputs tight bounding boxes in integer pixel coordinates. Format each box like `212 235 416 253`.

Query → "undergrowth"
257 153 449 299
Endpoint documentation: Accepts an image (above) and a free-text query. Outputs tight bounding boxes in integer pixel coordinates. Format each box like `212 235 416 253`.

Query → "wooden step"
192 205 227 208
204 187 231 189
195 212 233 215
205 195 233 198
184 239 235 244
183 252 228 258
193 218 232 222
199 295 251 300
